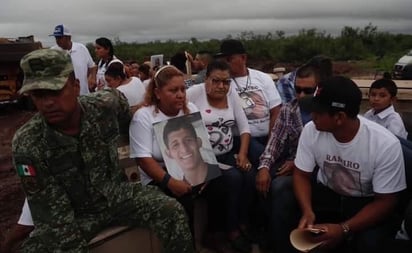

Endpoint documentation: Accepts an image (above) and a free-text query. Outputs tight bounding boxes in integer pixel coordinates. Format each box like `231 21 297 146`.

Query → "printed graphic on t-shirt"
206 117 235 153
322 161 362 196
238 89 269 120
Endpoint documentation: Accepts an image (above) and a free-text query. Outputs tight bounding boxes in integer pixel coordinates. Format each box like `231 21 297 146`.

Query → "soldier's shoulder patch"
17 164 37 177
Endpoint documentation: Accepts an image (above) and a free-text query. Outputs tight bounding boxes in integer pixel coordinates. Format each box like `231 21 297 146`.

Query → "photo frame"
153 112 221 187
150 54 164 69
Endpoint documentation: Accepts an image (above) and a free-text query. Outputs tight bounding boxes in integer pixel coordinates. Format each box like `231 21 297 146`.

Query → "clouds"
1 0 411 47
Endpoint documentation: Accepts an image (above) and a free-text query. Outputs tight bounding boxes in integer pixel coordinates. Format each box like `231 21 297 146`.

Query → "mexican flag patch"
17 164 36 177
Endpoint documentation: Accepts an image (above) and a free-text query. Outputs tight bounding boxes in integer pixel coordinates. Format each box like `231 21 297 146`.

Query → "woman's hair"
105 62 126 80
206 60 230 77
170 52 187 73
138 64 151 77
143 65 189 114
95 37 114 67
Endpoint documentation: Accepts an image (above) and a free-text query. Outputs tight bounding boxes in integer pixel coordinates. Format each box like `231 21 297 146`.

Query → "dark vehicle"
393 50 412 80
0 35 42 106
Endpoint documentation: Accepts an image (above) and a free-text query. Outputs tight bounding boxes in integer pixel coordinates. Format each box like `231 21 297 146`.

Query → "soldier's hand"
256 167 271 197
168 178 192 197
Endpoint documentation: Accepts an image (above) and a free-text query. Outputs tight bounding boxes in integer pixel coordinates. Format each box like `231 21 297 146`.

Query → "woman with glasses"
187 61 253 253
187 61 251 169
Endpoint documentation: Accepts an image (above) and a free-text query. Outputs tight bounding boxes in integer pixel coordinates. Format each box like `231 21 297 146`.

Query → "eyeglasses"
295 86 316 95
211 78 231 86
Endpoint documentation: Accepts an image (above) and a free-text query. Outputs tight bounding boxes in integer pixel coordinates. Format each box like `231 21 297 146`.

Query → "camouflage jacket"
12 88 131 251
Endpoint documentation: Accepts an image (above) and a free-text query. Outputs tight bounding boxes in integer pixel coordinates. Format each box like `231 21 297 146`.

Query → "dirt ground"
0 61 375 247
0 106 35 243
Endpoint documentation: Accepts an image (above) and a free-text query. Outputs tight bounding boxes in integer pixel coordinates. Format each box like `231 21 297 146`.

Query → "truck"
393 49 412 80
0 35 42 106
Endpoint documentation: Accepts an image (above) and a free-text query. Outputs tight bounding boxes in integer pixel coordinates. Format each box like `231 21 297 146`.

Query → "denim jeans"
215 151 257 231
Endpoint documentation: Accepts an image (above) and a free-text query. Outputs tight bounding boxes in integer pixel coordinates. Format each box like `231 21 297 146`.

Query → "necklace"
232 72 251 94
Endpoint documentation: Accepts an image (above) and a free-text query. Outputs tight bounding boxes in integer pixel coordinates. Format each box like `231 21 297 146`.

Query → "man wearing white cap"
50 24 96 95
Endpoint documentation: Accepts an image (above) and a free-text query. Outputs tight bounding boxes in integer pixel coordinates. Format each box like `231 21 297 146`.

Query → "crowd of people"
1 23 412 253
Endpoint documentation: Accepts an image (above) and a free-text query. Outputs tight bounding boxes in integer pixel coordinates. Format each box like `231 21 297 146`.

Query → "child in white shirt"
364 78 408 139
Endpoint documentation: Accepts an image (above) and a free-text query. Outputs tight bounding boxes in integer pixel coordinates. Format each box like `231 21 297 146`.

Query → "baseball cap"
49 24 72 37
215 39 246 57
19 49 74 94
312 76 362 116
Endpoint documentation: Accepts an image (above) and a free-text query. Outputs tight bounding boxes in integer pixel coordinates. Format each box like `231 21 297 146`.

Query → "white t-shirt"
230 68 281 137
116 77 146 107
52 42 95 95
364 105 408 139
295 116 406 197
129 103 199 185
142 79 151 89
96 57 122 89
18 198 34 226
187 83 250 155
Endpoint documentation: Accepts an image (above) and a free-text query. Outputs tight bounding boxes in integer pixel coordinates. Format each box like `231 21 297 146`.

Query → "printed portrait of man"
155 112 221 187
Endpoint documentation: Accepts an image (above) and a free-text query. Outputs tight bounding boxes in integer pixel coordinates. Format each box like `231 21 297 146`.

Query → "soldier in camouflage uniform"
12 49 194 253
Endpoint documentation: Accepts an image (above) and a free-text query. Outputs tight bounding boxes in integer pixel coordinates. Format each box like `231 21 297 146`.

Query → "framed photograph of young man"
153 112 221 187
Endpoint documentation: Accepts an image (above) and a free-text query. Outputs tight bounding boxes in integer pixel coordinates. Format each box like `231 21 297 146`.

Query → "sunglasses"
295 86 316 95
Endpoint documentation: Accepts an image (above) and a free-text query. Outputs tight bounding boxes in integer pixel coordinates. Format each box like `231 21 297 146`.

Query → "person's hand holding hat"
291 222 347 252
305 223 346 250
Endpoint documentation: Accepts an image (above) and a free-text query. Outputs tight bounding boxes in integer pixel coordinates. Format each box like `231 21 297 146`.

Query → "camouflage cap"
19 49 74 94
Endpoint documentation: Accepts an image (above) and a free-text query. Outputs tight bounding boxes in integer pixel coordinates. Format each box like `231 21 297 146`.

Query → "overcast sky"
1 0 412 47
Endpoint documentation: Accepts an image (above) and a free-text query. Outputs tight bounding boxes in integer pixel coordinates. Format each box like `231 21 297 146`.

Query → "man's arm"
84 42 97 92
87 66 97 91
311 193 400 249
260 71 282 136
256 104 288 194
293 167 315 228
268 105 281 137
341 139 405 233
343 193 399 233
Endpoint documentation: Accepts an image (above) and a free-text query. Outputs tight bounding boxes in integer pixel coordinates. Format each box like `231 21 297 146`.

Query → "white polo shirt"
364 105 408 139
52 42 95 95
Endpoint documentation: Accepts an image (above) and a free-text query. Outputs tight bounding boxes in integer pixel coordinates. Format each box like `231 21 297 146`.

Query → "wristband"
340 223 351 237
160 173 171 189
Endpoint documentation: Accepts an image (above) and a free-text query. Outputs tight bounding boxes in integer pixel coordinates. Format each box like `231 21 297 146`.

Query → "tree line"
86 24 412 72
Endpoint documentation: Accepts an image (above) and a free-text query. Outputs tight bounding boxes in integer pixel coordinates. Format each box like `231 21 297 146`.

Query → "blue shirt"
276 71 296 103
